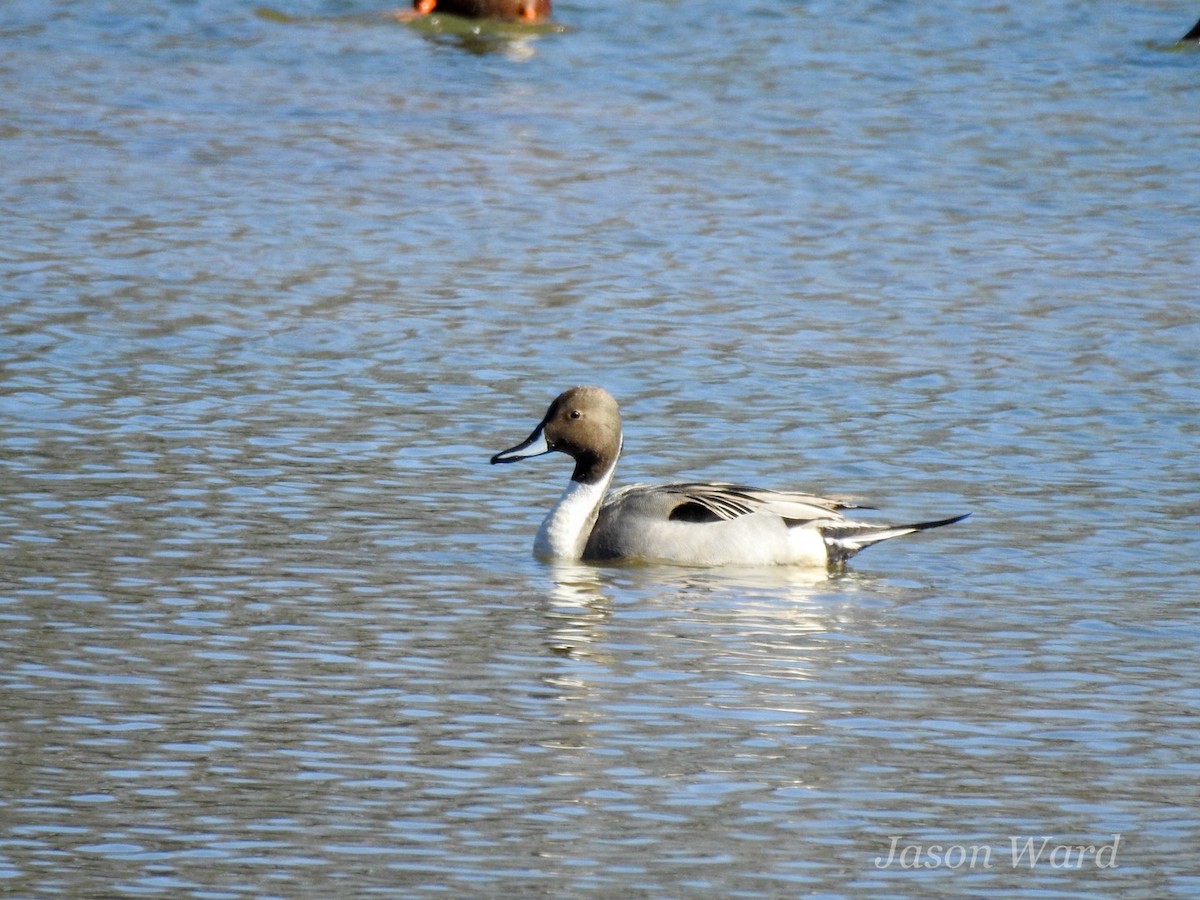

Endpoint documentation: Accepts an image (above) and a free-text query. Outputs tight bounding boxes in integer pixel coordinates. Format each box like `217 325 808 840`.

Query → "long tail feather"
821 512 970 565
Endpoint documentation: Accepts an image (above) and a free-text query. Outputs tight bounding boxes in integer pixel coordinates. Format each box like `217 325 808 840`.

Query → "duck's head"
491 386 622 484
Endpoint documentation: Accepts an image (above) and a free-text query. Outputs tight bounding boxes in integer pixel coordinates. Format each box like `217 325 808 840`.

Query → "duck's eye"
569 409 582 419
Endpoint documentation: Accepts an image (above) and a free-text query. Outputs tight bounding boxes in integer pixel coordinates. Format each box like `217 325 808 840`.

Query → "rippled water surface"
3 0 1199 895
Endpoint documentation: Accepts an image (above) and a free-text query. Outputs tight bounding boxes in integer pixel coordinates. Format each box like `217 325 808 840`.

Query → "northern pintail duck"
491 386 968 568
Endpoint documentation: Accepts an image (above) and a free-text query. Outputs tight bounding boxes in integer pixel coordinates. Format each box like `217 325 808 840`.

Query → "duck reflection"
540 564 612 661
536 562 843 667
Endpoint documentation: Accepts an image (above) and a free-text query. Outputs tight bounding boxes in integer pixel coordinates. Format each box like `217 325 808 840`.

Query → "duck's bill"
490 425 551 464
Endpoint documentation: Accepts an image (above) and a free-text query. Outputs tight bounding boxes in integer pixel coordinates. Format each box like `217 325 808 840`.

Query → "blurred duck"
401 0 550 22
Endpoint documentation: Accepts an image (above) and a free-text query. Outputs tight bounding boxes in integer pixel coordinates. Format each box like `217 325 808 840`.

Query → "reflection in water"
541 563 611 660
544 562 610 609
535 561 848 750
401 11 565 58
538 562 837 664
253 5 564 60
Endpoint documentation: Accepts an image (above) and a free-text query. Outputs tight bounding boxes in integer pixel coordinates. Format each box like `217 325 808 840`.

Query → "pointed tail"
821 512 970 565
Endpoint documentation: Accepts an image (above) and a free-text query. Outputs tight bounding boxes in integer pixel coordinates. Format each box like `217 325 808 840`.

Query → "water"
3 0 1199 895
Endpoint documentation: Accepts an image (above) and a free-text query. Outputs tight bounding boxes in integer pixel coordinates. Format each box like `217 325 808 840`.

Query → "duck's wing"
611 482 864 525
592 483 969 567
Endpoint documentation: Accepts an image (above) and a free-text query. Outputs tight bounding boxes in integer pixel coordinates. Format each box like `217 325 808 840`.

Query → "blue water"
3 0 1199 895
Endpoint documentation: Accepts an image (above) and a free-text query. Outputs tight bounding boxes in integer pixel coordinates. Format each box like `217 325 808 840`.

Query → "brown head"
491 386 623 484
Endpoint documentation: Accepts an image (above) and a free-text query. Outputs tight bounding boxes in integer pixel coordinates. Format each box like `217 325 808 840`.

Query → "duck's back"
583 484 831 566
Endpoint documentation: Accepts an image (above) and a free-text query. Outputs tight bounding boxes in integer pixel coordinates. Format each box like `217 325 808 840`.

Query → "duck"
490 386 968 568
403 0 550 22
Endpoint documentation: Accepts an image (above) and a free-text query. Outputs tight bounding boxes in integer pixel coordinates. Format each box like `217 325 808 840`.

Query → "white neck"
533 458 618 561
